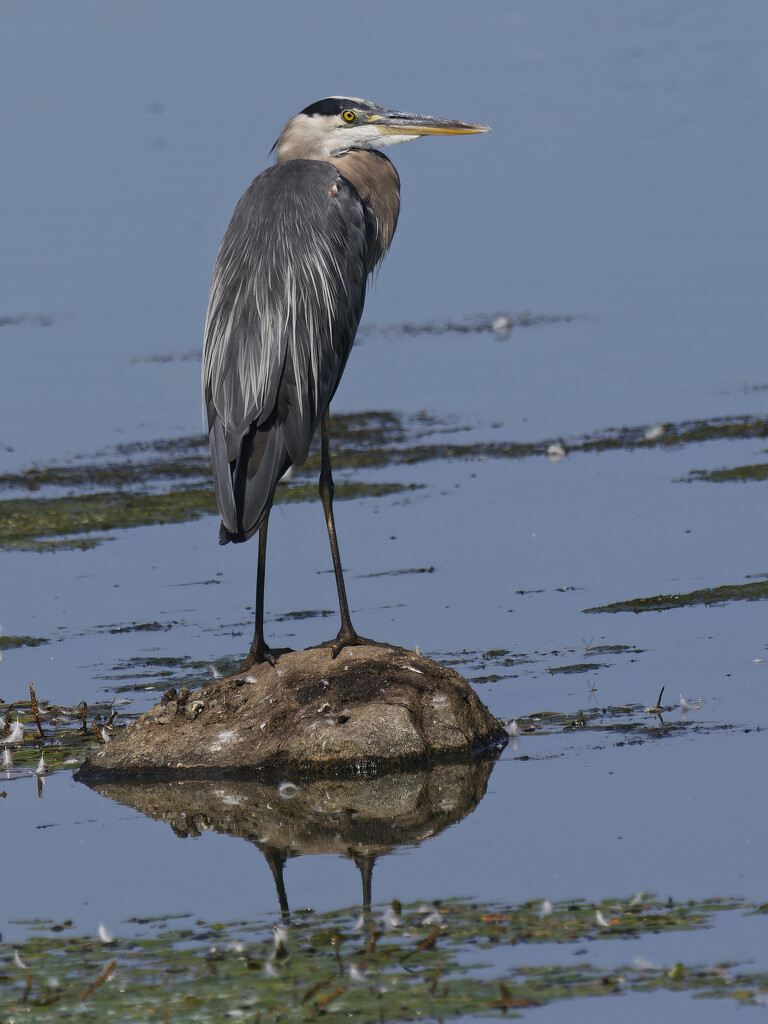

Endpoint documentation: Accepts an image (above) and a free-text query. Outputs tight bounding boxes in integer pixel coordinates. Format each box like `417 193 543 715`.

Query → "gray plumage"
204 158 380 542
201 97 489 666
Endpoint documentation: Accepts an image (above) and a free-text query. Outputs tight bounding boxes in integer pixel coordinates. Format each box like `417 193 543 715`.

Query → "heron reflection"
81 758 498 919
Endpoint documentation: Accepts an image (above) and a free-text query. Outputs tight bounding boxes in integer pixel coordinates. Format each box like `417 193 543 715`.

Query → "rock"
75 644 506 780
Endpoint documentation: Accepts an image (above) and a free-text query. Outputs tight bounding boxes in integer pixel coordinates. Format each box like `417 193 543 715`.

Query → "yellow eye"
342 110 356 123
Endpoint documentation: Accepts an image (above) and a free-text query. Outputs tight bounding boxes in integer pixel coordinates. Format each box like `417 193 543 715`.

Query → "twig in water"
361 919 376 969
301 978 333 1005
78 958 117 1003
430 965 441 996
401 924 440 962
645 685 665 714
316 985 347 1009
30 683 45 738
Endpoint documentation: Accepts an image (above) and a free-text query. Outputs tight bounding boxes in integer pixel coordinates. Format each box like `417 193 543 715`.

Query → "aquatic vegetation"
0 634 48 650
2 895 767 1020
0 483 417 552
1 411 766 551
547 661 609 675
585 577 768 613
0 687 124 778
685 462 768 484
100 653 233 687
0 489 216 552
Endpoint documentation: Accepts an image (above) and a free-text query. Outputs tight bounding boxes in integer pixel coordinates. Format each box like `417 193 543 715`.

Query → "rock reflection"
80 757 498 917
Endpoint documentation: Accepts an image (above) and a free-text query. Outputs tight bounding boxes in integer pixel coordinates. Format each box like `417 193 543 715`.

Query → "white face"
308 98 424 152
330 121 420 152
277 99 488 162
278 108 420 161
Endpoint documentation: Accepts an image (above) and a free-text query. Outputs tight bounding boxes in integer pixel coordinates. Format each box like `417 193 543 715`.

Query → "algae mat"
3 896 768 1020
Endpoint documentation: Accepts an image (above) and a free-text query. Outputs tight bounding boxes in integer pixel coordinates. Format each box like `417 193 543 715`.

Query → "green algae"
585 578 768 614
508 701 723 744
2 409 767 551
449 643 642 688
101 653 238 692
0 489 217 551
548 662 609 675
0 482 417 552
686 462 768 484
2 895 767 1021
0 634 48 650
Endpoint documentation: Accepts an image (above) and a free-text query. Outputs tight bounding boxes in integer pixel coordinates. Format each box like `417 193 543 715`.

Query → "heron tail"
212 419 291 545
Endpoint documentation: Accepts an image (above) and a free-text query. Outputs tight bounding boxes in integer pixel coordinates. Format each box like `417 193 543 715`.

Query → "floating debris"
491 314 512 337
2 719 25 745
546 442 566 463
680 695 702 712
418 904 444 927
380 900 402 932
273 925 289 956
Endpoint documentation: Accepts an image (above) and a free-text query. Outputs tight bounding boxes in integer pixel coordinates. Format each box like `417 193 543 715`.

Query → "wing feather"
202 160 372 542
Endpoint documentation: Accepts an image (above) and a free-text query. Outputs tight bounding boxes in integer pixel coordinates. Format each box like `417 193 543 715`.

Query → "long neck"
331 149 400 270
275 115 331 162
275 116 401 270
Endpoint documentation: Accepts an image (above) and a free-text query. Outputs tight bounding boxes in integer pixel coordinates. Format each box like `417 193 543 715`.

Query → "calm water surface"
2 0 767 1014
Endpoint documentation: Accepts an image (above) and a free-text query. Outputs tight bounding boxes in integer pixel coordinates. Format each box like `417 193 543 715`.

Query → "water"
2 0 767 1014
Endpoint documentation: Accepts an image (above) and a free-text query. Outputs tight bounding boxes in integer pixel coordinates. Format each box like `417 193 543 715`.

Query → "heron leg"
319 410 371 657
241 515 276 669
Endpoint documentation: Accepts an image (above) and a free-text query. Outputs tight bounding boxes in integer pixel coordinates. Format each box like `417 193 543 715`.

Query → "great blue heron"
203 97 489 668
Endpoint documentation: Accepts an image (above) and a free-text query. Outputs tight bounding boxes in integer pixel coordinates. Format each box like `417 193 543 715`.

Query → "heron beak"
370 110 490 137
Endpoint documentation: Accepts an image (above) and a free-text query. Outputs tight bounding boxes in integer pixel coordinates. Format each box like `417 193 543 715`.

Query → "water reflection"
80 757 499 918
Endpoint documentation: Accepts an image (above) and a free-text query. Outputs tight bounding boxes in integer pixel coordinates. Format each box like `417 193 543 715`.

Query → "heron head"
275 97 490 162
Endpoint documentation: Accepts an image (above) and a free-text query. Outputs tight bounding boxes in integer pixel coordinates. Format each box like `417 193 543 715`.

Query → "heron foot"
321 630 391 660
239 640 277 671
